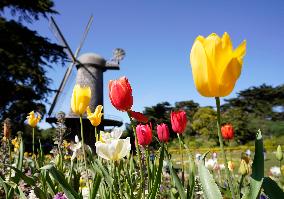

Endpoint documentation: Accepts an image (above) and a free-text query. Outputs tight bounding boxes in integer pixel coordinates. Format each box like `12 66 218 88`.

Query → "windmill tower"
46 16 124 148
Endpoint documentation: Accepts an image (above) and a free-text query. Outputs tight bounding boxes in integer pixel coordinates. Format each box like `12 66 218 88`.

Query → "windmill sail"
48 15 94 116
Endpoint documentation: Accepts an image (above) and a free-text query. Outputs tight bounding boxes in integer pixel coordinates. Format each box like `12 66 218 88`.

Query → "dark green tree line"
0 0 66 132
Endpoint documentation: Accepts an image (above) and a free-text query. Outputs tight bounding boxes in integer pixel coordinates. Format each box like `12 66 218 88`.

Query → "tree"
0 0 66 132
222 108 254 144
191 107 216 140
222 84 284 121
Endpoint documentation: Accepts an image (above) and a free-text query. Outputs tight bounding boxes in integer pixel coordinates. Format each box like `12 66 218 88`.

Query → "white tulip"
95 137 131 161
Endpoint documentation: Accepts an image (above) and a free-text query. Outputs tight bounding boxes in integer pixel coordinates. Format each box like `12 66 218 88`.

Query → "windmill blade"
48 15 94 116
74 15 93 57
49 16 77 63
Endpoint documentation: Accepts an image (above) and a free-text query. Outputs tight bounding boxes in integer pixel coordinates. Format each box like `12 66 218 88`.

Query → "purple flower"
53 193 67 199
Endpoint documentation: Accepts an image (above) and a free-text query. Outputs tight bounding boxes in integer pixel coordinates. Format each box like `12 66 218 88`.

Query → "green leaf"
34 187 46 199
251 130 264 180
166 150 186 199
182 142 195 199
246 177 263 199
45 172 57 196
17 186 27 199
90 174 102 199
9 166 36 186
41 165 81 199
262 177 284 199
0 175 10 198
94 159 114 187
197 152 222 199
149 145 165 199
247 130 264 199
16 136 24 171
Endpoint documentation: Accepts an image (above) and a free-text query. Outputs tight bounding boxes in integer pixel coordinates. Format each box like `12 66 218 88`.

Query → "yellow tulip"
86 105 103 127
71 85 91 115
26 111 41 127
190 32 246 97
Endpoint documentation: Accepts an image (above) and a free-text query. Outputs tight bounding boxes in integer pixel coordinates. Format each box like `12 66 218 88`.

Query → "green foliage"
223 84 284 121
0 0 66 132
191 107 216 138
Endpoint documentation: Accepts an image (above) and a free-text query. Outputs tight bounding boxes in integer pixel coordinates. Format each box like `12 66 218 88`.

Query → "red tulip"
171 110 187 134
109 76 133 111
136 124 152 146
221 124 234 140
157 123 170 143
129 110 148 123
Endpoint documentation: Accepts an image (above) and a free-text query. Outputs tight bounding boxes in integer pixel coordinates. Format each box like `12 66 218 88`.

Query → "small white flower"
28 189 39 199
270 166 281 177
219 163 225 170
81 186 89 199
195 153 201 160
70 135 83 161
75 135 79 143
205 158 217 170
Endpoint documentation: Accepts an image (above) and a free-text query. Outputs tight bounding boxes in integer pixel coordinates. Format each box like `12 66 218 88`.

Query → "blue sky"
6 0 284 128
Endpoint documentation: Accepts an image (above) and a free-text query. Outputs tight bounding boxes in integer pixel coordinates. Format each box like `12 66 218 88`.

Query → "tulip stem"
79 116 91 196
8 139 11 179
95 126 98 143
32 128 35 157
146 146 152 190
177 134 185 186
128 112 145 199
238 174 244 198
215 97 236 199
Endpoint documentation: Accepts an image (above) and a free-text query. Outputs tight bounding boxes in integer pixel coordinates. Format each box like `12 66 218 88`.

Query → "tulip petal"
234 40 246 63
221 32 233 52
219 57 242 96
111 127 123 139
95 142 111 160
190 40 212 97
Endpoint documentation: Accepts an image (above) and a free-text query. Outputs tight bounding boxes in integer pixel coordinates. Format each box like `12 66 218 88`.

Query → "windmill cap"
77 53 106 66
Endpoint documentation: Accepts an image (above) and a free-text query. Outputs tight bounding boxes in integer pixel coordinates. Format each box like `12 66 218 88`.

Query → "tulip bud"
71 85 91 115
276 145 283 161
228 161 235 172
281 165 284 176
238 159 250 175
136 124 152 146
3 118 11 140
109 76 133 112
157 123 170 143
221 124 234 140
170 110 187 134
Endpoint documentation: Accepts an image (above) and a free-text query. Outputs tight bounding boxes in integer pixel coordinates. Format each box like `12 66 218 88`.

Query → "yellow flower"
190 32 246 97
86 105 103 127
228 161 235 172
71 85 91 115
62 140 71 149
24 152 29 158
238 159 251 175
26 111 41 127
11 137 20 152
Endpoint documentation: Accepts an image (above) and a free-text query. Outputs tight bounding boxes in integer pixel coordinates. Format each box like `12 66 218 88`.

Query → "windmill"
46 16 124 148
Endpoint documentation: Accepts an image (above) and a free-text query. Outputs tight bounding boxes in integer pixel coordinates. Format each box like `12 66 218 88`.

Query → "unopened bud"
239 159 250 175
3 118 11 140
276 145 283 161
